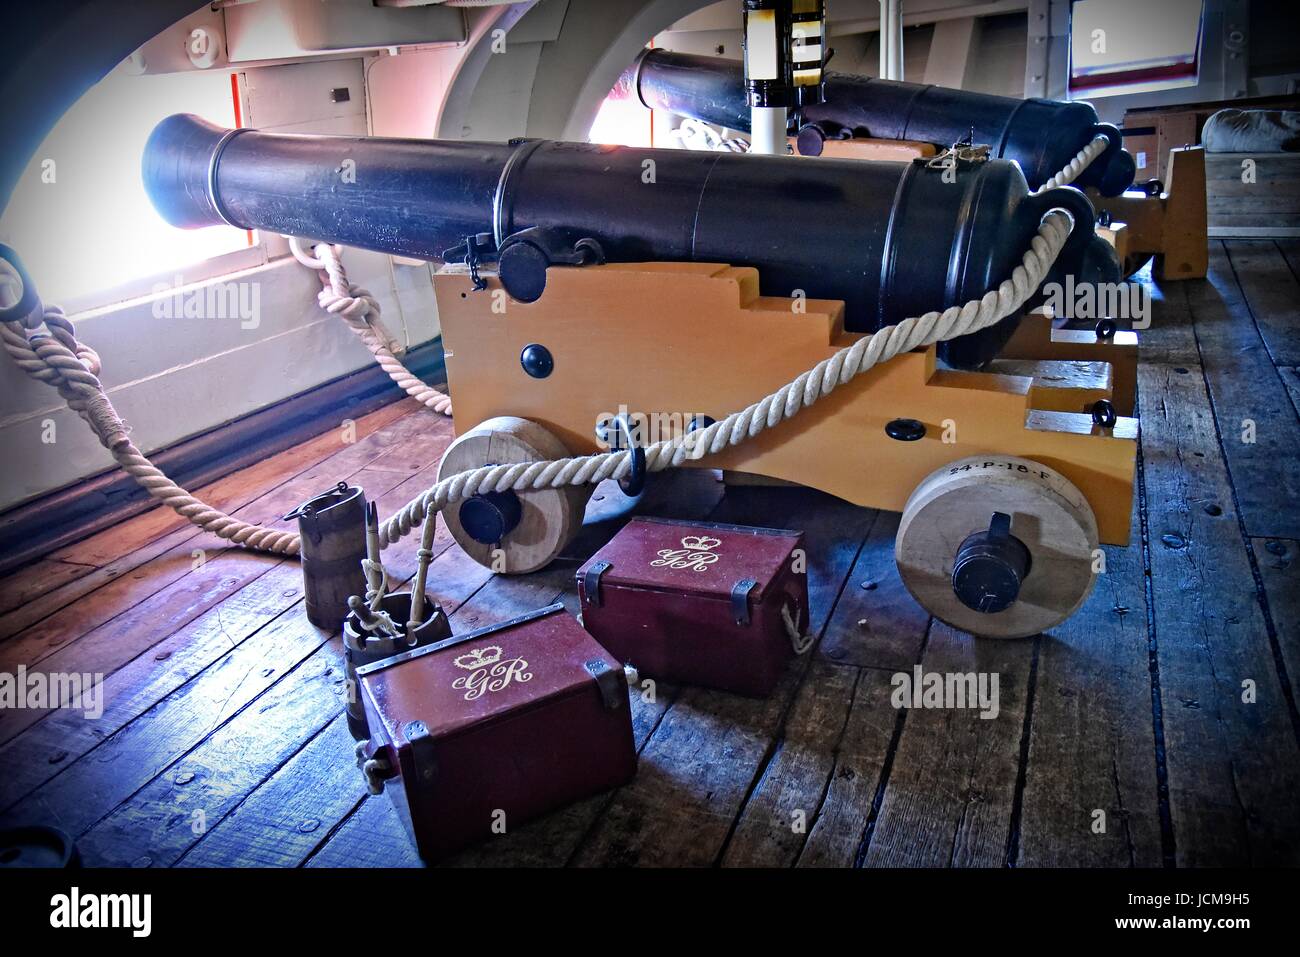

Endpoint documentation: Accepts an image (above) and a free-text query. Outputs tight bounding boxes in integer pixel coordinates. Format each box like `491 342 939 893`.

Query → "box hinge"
731 578 758 626
403 720 438 795
580 560 612 607
584 658 625 710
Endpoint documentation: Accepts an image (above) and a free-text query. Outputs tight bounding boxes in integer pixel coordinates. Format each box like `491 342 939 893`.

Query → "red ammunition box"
576 517 810 697
356 603 637 861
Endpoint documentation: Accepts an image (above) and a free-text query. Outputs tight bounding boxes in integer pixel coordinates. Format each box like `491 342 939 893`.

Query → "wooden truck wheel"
895 455 1100 638
438 416 591 574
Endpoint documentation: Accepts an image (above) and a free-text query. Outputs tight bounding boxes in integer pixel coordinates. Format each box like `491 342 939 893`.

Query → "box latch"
731 578 758 626
403 720 439 798
584 658 624 710
580 560 612 607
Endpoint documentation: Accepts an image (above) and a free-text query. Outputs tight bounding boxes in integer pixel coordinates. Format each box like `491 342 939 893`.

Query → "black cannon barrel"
617 48 1137 197
144 113 1100 369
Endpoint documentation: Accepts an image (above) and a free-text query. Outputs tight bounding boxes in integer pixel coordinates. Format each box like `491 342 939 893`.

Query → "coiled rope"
1 133 1100 560
288 238 453 417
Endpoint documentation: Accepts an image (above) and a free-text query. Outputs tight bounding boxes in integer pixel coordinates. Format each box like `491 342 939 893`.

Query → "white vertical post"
750 105 788 154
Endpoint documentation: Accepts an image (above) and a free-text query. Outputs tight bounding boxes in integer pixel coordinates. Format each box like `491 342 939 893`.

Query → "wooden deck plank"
0 559 98 618
1279 367 1300 420
566 488 873 868
720 510 923 867
1014 532 1164 867
1138 277 1300 866
0 415 453 745
0 405 432 646
1251 537 1300 724
1 610 336 844
793 667 905 867
717 658 860 867
1224 240 1300 366
0 444 465 830
0 400 414 615
305 790 422 869
1184 244 1300 539
176 714 363 868
859 622 1032 867
0 458 464 798
50 487 490 866
0 561 306 814
816 511 929 673
73 636 349 867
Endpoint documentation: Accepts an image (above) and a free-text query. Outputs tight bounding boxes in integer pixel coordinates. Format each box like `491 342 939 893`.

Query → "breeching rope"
1034 134 1109 195
287 238 454 417
375 210 1074 549
0 134 1103 559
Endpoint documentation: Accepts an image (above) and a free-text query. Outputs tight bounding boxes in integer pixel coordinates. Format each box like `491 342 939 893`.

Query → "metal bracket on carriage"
442 232 497 292
496 226 606 304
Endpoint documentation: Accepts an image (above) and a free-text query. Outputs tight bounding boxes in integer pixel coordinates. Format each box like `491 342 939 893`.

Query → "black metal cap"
795 123 827 157
951 512 1032 614
142 113 239 230
459 490 523 545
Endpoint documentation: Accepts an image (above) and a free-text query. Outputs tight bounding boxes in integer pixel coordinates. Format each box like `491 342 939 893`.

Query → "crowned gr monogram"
651 534 722 572
451 645 533 701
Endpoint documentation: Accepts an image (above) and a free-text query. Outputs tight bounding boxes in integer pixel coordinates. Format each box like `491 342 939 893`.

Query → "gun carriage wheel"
438 416 591 574
895 455 1100 639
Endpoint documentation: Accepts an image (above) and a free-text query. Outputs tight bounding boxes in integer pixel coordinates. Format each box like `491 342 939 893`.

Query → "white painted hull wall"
0 55 447 511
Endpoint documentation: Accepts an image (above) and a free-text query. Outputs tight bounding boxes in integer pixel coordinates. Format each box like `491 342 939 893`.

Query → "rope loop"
782 603 815 655
290 238 454 417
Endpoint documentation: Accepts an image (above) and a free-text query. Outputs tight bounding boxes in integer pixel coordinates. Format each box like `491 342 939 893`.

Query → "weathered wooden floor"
1 240 1298 868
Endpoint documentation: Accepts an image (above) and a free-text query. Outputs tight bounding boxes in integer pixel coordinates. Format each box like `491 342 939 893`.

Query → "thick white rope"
377 209 1075 549
0 268 300 555
289 238 454 417
671 118 751 153
1032 134 1109 194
